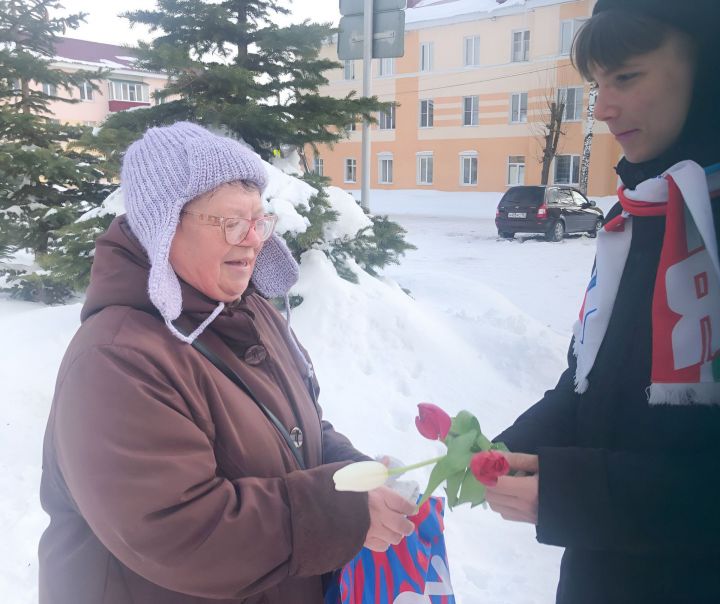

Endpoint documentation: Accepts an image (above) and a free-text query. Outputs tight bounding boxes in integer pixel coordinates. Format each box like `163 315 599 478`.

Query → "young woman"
486 1 720 602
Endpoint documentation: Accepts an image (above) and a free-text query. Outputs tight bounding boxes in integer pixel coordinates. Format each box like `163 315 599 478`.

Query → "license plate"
508 212 526 218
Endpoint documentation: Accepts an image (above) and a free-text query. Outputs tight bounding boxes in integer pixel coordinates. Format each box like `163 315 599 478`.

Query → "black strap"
190 338 306 470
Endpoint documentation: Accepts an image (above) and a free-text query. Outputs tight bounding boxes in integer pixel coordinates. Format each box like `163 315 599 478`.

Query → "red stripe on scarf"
651 176 705 383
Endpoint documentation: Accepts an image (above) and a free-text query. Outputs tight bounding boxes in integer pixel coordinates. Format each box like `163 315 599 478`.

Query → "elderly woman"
486 1 720 603
38 122 415 604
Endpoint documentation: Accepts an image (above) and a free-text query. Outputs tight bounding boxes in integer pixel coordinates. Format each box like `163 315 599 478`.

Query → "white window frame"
417 153 434 185
511 29 530 62
420 42 433 72
42 82 57 96
344 60 355 81
378 58 395 77
78 81 93 101
379 105 396 130
554 154 581 185
464 35 480 67
559 19 588 55
460 152 478 186
313 157 324 176
419 99 434 128
507 155 526 185
344 158 357 183
510 92 528 123
108 80 149 103
347 121 357 132
378 153 393 184
462 95 479 126
558 86 584 121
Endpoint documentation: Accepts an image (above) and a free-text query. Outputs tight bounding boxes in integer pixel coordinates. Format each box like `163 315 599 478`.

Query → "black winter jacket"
496 200 720 604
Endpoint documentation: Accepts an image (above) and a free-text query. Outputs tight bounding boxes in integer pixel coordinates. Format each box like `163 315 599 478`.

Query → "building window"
558 86 584 121
154 93 167 105
460 153 478 186
379 105 395 130
78 81 94 101
344 60 356 81
464 35 480 67
560 19 587 55
508 155 525 185
419 99 434 128
344 158 357 183
510 92 528 123
555 154 580 185
420 42 433 72
346 121 357 132
417 153 433 185
463 95 479 126
108 80 149 103
512 30 530 62
313 157 324 176
42 82 57 96
379 154 393 184
378 58 394 77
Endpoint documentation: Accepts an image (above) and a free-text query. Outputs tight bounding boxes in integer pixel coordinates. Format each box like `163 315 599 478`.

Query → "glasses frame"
180 210 278 245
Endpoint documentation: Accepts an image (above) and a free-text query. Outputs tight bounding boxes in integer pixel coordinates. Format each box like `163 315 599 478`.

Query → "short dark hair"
572 9 694 81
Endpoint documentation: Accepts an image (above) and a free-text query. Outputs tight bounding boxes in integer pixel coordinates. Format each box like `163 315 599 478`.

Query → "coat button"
290 427 303 448
244 345 267 365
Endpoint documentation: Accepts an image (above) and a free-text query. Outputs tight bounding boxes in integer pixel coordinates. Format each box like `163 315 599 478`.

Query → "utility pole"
361 0 373 211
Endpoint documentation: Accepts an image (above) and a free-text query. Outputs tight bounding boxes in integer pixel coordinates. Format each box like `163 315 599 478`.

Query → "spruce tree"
89 0 413 288
0 0 112 302
107 0 383 158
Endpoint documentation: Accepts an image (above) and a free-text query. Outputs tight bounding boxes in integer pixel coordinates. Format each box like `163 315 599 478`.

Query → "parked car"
495 185 604 241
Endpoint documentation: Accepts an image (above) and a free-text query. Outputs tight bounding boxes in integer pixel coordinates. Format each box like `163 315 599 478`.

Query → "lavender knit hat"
121 121 298 342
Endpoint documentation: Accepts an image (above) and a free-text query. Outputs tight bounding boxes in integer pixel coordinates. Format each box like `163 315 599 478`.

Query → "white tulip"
333 461 389 492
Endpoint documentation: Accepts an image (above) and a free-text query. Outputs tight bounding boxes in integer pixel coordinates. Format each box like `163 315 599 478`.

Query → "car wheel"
546 220 565 242
587 218 603 238
498 231 514 239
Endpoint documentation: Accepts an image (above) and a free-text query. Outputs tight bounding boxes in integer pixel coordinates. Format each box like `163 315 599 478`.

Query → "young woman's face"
591 33 696 163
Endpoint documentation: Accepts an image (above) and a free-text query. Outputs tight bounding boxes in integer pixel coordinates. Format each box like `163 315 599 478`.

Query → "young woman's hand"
485 452 539 525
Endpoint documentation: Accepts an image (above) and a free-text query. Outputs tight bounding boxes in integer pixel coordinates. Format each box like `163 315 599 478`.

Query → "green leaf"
491 441 510 453
418 431 476 506
456 470 487 508
449 410 480 437
444 468 466 509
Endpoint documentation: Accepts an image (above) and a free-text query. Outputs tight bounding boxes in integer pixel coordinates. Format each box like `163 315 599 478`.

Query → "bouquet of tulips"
334 403 510 509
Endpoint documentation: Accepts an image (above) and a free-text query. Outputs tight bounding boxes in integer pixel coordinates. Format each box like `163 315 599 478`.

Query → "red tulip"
415 402 452 441
470 451 510 487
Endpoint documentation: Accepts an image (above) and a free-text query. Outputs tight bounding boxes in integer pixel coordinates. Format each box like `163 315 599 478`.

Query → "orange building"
309 0 621 196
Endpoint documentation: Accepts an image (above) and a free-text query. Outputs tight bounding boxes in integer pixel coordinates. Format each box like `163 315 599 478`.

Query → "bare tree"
578 87 597 195
530 85 566 186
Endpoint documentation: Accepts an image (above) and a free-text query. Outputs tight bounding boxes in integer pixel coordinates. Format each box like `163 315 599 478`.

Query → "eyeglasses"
180 210 278 245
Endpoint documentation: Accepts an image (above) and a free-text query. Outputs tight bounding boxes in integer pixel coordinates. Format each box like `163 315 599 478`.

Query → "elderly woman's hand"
363 486 417 552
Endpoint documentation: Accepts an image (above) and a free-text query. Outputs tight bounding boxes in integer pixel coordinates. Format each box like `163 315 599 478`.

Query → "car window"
572 191 588 206
499 186 545 207
554 189 574 205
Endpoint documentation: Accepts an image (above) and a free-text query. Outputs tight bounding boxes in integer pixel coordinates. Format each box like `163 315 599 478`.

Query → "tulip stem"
387 455 446 476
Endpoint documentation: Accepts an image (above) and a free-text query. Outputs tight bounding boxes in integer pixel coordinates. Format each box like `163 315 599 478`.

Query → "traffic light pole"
361 0 373 211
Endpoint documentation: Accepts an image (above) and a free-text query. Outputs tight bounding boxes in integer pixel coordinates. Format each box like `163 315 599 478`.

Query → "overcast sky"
56 0 343 45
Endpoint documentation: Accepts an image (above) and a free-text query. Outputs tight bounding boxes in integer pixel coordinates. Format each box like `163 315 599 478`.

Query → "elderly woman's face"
170 183 265 302
592 32 696 163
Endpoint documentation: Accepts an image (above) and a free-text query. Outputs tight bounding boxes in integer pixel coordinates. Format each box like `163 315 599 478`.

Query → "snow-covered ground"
0 188 609 603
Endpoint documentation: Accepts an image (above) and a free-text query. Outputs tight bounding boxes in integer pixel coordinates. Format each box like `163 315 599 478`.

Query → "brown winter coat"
38 216 370 603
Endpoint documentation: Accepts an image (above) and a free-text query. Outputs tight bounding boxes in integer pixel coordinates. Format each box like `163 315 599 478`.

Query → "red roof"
53 37 140 69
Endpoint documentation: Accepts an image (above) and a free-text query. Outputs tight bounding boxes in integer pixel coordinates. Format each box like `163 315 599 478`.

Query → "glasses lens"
224 219 250 245
255 215 277 242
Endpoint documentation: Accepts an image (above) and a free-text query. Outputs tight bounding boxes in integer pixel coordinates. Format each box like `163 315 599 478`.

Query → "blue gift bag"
326 497 455 604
